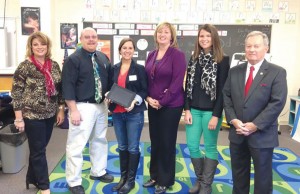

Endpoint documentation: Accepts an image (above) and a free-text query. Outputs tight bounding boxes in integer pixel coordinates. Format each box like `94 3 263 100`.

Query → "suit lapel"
126 60 136 84
114 60 137 85
113 63 121 83
238 63 247 98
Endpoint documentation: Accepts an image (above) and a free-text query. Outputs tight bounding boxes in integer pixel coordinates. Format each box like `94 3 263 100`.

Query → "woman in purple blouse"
142 22 187 194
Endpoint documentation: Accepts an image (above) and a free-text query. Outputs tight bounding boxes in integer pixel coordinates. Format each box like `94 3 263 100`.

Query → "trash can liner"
0 124 27 147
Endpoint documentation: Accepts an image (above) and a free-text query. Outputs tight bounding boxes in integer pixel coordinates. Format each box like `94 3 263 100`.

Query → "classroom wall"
1 0 300 124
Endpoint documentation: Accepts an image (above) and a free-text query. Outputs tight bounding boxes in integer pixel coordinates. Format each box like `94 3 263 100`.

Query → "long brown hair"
192 24 223 63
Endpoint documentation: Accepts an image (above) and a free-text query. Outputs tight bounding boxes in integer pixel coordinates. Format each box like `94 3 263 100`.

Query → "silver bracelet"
14 119 24 123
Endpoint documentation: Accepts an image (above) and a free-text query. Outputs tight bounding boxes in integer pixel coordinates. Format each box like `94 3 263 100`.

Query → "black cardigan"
109 60 148 113
184 56 229 118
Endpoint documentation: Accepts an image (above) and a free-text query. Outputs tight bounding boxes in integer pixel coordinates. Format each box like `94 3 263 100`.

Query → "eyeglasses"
83 35 97 39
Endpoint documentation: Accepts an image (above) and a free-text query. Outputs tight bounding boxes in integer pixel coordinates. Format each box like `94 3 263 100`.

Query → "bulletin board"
83 22 272 65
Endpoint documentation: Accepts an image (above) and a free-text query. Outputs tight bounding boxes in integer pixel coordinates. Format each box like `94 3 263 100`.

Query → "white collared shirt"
245 60 263 84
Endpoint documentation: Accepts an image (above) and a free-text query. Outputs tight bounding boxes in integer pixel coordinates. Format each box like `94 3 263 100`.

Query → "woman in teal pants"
184 24 229 194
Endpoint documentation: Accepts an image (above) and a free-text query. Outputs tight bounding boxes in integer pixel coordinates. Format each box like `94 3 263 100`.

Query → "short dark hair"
118 38 135 53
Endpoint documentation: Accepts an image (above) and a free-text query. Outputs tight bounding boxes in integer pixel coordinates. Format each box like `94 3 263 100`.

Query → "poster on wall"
97 40 111 60
60 23 78 49
21 7 40 35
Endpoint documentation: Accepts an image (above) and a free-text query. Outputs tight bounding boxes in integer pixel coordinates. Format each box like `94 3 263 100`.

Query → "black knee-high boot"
119 153 140 194
112 150 129 192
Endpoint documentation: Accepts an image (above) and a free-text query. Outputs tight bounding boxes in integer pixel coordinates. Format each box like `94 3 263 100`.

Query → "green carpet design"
48 141 300 194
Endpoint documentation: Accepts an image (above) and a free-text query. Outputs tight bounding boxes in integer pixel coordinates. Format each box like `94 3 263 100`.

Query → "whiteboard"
0 17 17 74
230 53 272 68
0 28 8 70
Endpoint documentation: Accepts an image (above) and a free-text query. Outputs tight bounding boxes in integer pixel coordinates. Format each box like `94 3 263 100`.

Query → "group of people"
11 21 287 194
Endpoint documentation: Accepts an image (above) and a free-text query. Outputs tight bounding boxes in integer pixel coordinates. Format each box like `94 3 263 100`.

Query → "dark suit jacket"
109 60 148 113
223 59 287 148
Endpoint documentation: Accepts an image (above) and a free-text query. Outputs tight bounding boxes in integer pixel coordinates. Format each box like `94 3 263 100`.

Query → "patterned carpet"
47 141 300 194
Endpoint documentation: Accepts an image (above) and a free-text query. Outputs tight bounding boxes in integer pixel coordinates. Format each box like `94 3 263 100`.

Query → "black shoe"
68 185 85 194
143 179 156 187
155 185 168 194
90 173 114 183
112 177 127 192
26 180 38 189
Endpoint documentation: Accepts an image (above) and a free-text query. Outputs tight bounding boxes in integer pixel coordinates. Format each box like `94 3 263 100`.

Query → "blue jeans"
112 111 144 154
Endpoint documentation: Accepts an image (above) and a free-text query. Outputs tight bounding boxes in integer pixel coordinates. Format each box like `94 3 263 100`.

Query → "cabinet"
288 96 300 128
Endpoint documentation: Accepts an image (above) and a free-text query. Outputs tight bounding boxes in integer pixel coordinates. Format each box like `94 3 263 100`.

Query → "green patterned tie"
90 53 102 103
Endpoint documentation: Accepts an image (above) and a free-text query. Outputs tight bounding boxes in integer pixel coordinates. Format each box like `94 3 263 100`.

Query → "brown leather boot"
199 158 219 194
189 158 204 194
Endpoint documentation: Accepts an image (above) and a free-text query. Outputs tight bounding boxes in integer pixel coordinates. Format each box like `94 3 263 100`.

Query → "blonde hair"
25 31 52 59
154 22 178 48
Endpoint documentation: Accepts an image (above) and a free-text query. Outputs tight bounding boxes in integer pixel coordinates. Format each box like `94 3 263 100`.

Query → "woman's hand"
14 120 25 132
208 116 219 130
14 111 24 132
56 108 65 126
184 110 192 125
125 99 137 112
104 92 111 104
146 96 161 110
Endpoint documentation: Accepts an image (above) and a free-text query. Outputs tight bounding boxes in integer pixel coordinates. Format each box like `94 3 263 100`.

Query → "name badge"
129 75 137 81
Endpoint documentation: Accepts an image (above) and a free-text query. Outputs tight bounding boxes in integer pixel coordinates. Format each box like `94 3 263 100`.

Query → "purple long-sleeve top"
145 47 187 107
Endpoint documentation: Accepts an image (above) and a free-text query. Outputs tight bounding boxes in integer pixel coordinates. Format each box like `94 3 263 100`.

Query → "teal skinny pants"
185 108 222 160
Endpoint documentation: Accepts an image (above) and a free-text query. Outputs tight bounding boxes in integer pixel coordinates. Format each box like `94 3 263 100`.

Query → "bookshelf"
289 96 300 128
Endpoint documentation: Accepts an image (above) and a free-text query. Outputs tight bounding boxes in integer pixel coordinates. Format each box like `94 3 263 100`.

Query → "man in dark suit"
223 31 287 194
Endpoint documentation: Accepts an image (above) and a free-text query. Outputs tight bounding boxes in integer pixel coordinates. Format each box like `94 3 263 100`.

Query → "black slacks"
148 105 183 187
24 116 55 190
230 141 274 194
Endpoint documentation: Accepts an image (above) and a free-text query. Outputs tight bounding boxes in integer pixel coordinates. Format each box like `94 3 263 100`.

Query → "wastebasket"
0 124 28 173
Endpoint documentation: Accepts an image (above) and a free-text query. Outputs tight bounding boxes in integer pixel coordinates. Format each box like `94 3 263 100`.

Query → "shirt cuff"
134 94 142 105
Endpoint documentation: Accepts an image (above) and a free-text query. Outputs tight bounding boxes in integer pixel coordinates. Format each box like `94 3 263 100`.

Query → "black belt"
77 99 104 104
77 100 97 103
